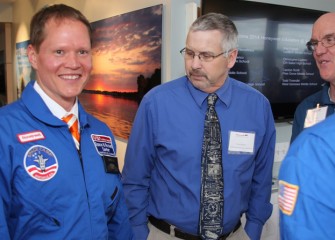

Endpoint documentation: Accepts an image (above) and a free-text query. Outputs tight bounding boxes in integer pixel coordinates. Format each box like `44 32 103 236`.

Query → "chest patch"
23 145 59 181
17 131 45 143
91 134 115 156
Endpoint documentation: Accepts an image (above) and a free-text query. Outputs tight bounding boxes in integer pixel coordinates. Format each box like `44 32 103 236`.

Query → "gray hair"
189 12 238 52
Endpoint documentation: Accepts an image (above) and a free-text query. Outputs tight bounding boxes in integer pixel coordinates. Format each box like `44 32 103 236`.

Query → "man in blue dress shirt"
291 12 335 143
122 13 276 240
279 12 335 239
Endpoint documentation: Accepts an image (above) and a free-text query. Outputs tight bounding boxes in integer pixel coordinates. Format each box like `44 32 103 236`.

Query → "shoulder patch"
23 145 59 181
278 180 299 216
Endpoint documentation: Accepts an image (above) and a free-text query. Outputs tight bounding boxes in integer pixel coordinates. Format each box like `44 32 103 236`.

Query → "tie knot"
207 93 218 107
62 113 77 125
62 114 80 149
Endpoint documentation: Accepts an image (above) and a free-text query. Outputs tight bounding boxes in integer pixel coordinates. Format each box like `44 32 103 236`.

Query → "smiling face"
184 30 237 93
311 13 335 83
28 18 92 111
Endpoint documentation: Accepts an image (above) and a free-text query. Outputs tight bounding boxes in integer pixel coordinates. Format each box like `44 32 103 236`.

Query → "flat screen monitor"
202 0 327 120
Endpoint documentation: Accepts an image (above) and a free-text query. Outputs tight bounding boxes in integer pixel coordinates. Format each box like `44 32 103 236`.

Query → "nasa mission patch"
91 134 115 156
23 145 59 181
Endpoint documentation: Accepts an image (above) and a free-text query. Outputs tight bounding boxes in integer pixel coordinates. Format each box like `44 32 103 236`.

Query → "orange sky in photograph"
85 5 162 93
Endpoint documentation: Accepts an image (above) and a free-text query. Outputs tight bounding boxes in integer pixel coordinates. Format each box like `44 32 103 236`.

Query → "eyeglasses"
179 48 231 62
306 34 335 52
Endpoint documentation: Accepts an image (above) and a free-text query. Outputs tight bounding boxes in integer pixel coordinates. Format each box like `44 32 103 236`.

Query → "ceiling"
0 0 15 3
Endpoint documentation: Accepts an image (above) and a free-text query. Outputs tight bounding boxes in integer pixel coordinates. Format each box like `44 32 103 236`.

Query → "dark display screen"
202 0 327 120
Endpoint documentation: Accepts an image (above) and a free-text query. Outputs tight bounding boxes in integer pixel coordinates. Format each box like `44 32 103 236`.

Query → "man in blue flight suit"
0 4 134 239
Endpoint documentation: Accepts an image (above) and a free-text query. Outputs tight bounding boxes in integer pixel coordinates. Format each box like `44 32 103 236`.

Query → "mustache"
189 70 207 77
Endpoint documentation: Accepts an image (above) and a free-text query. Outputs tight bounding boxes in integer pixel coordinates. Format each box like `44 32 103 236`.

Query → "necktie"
62 114 80 149
199 93 224 240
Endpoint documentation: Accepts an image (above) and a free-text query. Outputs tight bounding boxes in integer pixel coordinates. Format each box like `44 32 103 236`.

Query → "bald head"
315 12 335 23
312 12 335 36
310 12 335 83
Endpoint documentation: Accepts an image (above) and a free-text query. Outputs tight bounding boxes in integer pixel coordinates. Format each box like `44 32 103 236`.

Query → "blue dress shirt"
122 76 275 240
291 83 335 143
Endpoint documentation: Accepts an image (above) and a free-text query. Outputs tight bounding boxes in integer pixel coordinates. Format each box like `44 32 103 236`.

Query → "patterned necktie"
62 114 80 149
199 93 224 240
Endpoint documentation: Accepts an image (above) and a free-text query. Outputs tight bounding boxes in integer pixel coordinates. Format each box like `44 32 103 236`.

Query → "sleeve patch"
278 180 299 216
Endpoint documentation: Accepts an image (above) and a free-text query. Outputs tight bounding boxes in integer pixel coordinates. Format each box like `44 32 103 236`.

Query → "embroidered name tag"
17 131 45 143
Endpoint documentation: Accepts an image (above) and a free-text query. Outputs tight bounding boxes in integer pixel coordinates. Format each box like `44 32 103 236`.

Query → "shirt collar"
326 83 335 103
186 75 232 108
33 81 79 120
320 82 334 105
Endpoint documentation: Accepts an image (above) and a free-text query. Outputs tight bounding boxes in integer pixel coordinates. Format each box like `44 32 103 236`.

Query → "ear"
27 44 38 70
227 49 238 69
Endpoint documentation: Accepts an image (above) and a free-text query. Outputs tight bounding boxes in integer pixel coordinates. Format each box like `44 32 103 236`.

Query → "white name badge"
228 131 255 154
304 105 327 128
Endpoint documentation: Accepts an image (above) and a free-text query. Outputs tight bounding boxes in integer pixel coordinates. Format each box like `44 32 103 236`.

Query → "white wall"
245 0 335 11
0 3 12 22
